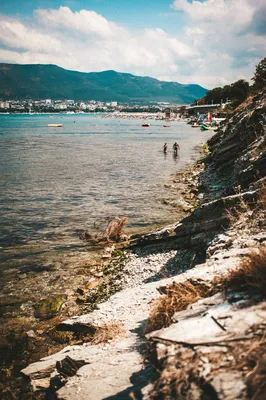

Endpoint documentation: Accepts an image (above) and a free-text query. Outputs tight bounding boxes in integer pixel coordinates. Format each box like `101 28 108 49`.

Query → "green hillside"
0 63 207 103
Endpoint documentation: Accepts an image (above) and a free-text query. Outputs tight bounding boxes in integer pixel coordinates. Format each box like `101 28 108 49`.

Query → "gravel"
118 246 194 289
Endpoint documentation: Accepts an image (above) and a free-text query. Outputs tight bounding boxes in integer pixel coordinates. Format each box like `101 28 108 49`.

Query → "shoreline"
2 89 266 398
18 89 266 399
0 142 208 398
0 111 186 122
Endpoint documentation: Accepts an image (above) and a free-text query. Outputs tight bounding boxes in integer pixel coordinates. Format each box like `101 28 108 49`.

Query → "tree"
230 80 250 103
252 57 266 90
204 80 249 106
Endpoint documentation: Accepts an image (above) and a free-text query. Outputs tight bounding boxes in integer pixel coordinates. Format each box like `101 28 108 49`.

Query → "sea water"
0 114 210 260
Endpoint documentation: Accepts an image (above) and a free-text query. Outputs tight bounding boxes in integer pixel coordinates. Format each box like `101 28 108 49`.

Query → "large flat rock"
148 300 266 346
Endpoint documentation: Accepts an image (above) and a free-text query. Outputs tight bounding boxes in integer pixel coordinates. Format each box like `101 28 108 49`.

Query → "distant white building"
111 101 117 107
45 99 52 105
0 101 10 108
79 103 87 110
55 103 67 110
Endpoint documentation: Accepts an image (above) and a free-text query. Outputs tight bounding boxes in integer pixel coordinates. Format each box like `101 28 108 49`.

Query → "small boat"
163 125 171 128
47 124 63 127
191 124 199 128
142 123 150 127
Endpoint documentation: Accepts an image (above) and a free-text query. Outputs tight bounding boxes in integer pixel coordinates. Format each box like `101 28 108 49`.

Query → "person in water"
173 142 180 153
163 143 168 153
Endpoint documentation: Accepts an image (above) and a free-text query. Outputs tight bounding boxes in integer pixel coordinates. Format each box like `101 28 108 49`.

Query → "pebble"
117 249 180 289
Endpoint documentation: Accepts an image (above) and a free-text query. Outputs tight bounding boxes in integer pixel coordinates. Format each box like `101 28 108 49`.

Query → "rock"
1 389 16 400
94 272 103 278
135 224 176 244
56 321 96 334
76 288 84 296
147 301 266 345
56 348 143 400
210 372 246 399
56 356 87 378
206 91 266 189
26 330 36 338
21 357 60 391
34 295 66 320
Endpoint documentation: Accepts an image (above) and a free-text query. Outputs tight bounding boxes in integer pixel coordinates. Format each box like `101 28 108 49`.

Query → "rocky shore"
0 128 206 398
2 90 266 399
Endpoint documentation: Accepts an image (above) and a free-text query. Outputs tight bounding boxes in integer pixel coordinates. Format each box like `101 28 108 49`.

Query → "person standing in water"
163 143 168 153
173 142 180 154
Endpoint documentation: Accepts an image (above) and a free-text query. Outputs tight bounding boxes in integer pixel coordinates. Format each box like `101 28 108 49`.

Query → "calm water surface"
0 114 211 261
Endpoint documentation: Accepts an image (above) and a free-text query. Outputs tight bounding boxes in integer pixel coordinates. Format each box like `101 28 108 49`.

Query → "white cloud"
0 18 62 53
35 6 124 38
170 0 266 87
0 48 78 69
0 8 196 83
0 3 265 89
172 0 253 26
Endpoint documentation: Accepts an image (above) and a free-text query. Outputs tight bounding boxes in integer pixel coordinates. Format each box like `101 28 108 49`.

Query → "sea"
0 114 211 266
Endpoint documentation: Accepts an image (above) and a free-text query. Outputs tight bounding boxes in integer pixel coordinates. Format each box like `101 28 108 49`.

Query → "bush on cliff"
221 246 266 298
252 57 266 90
197 79 250 108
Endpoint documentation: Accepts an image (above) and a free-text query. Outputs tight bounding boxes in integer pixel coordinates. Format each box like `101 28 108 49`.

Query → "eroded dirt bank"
2 90 266 399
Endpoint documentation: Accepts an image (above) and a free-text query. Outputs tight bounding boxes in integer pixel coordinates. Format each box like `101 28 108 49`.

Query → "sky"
0 0 265 88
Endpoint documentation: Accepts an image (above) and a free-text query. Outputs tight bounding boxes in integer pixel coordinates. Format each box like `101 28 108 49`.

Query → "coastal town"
0 98 229 120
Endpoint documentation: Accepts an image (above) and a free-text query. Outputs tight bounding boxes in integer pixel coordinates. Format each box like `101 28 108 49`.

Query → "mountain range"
0 63 207 103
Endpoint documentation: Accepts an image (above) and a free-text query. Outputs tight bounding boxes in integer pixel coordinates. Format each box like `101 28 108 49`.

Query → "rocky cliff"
203 91 266 198
21 90 266 400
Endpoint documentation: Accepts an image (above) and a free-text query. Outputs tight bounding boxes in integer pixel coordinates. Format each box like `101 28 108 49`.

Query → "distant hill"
0 63 207 103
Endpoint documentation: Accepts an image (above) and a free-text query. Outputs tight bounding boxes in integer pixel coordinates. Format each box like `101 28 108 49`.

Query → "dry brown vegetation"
244 336 266 400
80 216 128 243
257 181 266 210
225 186 252 226
220 246 266 298
225 180 266 227
91 322 126 344
146 246 266 335
147 332 266 400
145 280 210 334
105 216 128 241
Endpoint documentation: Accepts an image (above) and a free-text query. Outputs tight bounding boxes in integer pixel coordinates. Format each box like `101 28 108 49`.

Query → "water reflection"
172 151 180 163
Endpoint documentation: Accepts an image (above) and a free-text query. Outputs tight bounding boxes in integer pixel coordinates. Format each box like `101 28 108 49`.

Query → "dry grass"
257 181 266 210
225 187 251 226
145 247 266 335
220 246 266 298
145 280 210 334
80 216 128 243
91 322 126 344
104 216 128 241
244 336 266 400
225 206 244 226
224 181 266 231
